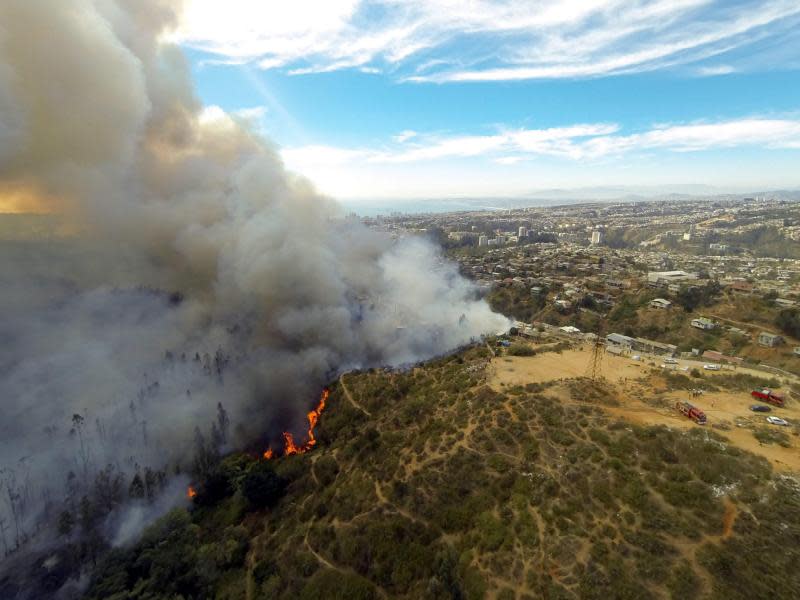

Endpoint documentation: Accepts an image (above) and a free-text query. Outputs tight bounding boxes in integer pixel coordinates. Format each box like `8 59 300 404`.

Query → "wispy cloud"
694 64 737 76
282 117 800 167
175 0 800 81
599 118 800 155
279 116 800 197
392 130 418 143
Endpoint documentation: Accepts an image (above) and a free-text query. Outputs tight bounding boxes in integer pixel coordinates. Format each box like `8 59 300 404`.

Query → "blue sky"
176 0 800 199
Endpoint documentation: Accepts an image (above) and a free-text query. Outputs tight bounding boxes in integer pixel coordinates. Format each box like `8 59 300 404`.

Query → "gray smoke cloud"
0 0 509 567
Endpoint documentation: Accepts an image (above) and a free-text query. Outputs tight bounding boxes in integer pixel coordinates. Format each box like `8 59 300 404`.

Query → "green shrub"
776 308 800 338
85 509 209 599
314 455 340 486
241 462 287 508
194 468 234 507
299 568 377 600
666 561 701 599
508 343 536 356
753 426 791 447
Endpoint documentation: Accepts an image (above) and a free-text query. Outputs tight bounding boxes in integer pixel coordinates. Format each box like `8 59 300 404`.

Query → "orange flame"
187 486 197 499
283 431 300 456
264 388 329 459
304 387 328 449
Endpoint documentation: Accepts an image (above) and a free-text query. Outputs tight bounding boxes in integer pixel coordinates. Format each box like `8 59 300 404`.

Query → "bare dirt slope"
490 347 800 472
490 348 645 385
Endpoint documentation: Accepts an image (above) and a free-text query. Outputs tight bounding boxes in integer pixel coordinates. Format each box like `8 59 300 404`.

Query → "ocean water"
338 196 599 217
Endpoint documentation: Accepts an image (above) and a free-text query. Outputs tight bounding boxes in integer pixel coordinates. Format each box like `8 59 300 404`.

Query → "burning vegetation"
190 388 329 501
266 388 330 459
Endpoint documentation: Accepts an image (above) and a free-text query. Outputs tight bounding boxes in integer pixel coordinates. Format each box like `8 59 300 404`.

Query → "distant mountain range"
341 187 800 216
5 187 800 225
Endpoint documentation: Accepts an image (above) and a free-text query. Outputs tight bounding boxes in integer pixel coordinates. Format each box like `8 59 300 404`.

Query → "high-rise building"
591 230 603 245
518 226 527 239
478 235 488 247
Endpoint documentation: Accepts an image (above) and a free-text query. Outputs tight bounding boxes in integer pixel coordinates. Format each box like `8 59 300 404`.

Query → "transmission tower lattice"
586 332 606 381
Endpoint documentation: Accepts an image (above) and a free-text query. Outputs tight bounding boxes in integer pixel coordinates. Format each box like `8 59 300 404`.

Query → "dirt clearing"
490 348 646 386
489 347 800 472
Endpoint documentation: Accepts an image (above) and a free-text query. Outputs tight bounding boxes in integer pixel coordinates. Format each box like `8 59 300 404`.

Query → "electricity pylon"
586 326 607 381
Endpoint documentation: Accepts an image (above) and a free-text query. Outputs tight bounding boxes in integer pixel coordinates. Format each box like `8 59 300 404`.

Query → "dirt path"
339 372 372 417
303 519 337 571
373 479 436 529
309 455 320 486
707 313 783 337
245 549 255 600
303 516 390 599
708 313 763 331
721 497 738 540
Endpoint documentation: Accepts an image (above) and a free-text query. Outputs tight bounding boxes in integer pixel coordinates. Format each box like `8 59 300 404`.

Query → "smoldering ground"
0 0 510 588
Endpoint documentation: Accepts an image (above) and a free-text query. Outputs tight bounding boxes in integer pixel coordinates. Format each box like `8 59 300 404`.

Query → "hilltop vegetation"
493 281 800 376
86 346 800 599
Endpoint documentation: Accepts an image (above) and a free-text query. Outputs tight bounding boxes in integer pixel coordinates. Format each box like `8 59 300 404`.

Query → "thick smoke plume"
0 0 509 574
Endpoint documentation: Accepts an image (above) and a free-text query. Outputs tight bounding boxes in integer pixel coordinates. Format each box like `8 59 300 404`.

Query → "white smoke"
0 0 509 563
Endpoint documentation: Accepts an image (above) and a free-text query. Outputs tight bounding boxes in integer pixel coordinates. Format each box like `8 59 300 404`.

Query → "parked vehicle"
766 416 789 426
676 401 707 425
750 405 772 412
751 389 785 407
664 358 678 364
703 364 721 371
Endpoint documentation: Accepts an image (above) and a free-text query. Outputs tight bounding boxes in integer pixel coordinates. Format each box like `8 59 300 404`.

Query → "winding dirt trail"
303 519 337 571
372 479 433 529
303 516 390 600
721 497 738 540
339 372 372 416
